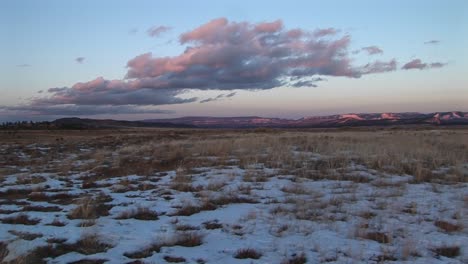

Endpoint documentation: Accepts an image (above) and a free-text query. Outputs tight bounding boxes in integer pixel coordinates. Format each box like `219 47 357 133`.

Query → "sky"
1 0 467 121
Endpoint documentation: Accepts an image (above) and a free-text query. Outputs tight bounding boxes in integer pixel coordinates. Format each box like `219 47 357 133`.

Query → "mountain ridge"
143 111 468 128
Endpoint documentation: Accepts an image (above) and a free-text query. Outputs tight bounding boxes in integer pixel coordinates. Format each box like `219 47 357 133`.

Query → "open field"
0 127 467 263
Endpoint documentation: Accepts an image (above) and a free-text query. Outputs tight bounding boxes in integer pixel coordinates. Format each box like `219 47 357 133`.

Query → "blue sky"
1 0 467 121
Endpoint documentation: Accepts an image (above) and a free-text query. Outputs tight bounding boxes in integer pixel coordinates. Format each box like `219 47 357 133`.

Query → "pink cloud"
314 28 339 37
180 18 228 44
5 18 439 116
254 20 283 33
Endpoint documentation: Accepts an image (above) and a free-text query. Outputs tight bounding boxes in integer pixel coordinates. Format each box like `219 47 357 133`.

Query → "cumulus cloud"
401 59 446 70
75 57 85 64
36 77 197 106
3 18 441 117
424 40 440 45
147 25 171 37
126 18 396 90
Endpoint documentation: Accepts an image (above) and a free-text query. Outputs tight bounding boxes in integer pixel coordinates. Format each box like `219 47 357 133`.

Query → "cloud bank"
3 18 447 117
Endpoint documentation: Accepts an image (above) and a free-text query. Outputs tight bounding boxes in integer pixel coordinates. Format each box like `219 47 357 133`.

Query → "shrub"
431 245 460 258
116 207 159 220
434 220 461 232
234 248 262 259
163 256 186 263
124 232 203 259
1 213 40 225
281 253 307 264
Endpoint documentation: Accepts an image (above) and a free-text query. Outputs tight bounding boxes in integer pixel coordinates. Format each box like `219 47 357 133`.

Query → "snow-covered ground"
0 130 467 263
1 163 467 263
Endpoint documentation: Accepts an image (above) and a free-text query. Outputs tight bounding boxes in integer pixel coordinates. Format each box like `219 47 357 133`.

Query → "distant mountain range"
42 111 468 129
144 111 468 128
52 117 195 129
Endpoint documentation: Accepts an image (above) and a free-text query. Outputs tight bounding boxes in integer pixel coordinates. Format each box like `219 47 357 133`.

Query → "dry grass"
163 255 186 262
10 233 112 263
0 242 9 262
1 128 467 262
68 194 112 219
3 128 466 185
203 220 223 230
1 213 40 225
68 259 108 264
124 232 204 259
22 205 62 212
8 230 43 240
46 218 67 226
172 201 217 216
431 245 460 258
364 231 392 244
116 207 159 220
175 224 200 231
434 220 461 232
281 253 307 264
71 233 113 255
234 248 262 259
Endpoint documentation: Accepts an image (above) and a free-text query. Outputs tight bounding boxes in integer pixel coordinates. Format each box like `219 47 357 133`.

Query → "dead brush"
1 213 40 225
203 220 223 230
431 244 460 258
364 231 392 244
71 233 113 255
22 205 62 212
15 175 46 185
164 256 186 263
115 207 159 220
68 195 112 219
434 220 461 232
243 169 268 182
234 248 262 259
210 193 258 206
0 242 8 262
28 192 77 205
10 233 112 263
0 188 33 200
172 201 217 216
281 184 307 194
281 253 307 264
124 232 204 259
175 224 200 231
8 230 43 240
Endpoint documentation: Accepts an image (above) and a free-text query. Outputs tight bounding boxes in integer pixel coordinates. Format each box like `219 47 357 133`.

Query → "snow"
1 160 467 263
380 113 398 120
340 114 364 120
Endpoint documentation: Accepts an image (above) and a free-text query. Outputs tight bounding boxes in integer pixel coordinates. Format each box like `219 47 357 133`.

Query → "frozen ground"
1 165 467 263
0 129 467 263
